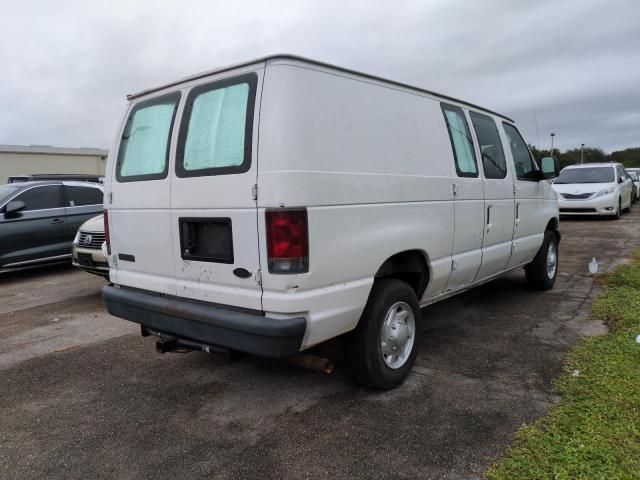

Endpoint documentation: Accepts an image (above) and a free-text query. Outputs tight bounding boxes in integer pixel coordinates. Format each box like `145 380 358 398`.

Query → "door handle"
515 202 520 224
486 205 492 233
50 218 64 224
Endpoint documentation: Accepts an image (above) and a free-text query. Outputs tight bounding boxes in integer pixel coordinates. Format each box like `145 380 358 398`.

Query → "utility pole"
550 133 556 157
581 143 585 164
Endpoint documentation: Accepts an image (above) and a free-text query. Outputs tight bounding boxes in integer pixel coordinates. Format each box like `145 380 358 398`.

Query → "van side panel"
258 62 456 347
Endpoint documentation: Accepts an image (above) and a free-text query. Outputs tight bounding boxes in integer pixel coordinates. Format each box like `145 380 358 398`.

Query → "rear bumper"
102 285 306 358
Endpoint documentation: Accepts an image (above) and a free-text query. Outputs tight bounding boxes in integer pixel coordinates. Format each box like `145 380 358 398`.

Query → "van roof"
127 54 513 122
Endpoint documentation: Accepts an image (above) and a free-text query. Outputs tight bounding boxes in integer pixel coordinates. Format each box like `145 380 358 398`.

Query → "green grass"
487 251 640 480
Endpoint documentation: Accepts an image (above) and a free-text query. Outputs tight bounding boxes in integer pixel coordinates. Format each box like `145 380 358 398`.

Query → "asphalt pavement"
1 210 638 479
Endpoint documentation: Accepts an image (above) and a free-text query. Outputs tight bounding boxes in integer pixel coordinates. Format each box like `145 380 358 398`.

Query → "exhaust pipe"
288 354 334 374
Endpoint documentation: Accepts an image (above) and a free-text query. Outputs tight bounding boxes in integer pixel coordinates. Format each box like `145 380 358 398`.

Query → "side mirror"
540 156 560 179
4 200 26 217
618 176 624 184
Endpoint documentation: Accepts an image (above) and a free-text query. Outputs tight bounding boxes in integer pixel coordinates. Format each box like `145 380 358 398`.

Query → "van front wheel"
346 279 421 390
525 230 559 291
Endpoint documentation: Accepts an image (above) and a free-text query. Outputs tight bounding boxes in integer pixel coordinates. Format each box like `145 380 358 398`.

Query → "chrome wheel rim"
546 242 557 279
380 302 415 369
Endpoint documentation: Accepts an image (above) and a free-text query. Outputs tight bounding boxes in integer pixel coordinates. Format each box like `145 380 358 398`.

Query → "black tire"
612 198 621 220
346 279 421 390
525 230 559 291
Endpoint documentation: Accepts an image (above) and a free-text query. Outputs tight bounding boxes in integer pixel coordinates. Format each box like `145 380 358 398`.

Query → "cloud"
0 0 638 152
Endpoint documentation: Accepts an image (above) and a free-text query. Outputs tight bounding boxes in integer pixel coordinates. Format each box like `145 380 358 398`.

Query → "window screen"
177 73 257 177
503 123 537 180
441 104 478 176
16 185 63 211
65 186 102 206
117 93 180 181
470 112 507 179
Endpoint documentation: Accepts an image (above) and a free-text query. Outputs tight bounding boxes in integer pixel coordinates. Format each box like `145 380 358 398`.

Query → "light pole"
550 133 556 157
581 143 585 164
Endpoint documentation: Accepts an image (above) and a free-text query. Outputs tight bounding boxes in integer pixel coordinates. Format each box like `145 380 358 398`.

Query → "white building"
0 145 108 183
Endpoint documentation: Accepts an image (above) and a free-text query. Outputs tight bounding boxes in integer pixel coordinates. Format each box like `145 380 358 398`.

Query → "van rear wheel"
525 230 558 291
346 279 421 390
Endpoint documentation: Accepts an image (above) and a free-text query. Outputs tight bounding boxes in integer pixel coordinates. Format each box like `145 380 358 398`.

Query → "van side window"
176 73 257 177
117 92 180 182
502 123 537 180
469 112 507 179
441 104 478 177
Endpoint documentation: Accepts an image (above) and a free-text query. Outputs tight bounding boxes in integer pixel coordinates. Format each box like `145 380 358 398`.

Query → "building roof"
0 145 108 157
128 54 513 122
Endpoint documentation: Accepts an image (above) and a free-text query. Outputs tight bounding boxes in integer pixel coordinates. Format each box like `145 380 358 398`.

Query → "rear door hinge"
252 184 258 201
452 183 458 196
255 269 262 285
512 184 516 195
108 191 113 204
451 259 457 271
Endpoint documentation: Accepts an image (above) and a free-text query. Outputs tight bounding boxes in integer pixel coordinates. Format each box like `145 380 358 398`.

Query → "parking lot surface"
1 211 638 479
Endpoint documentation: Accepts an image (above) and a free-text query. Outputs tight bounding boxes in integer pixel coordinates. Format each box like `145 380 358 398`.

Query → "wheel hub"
546 242 557 279
380 302 415 369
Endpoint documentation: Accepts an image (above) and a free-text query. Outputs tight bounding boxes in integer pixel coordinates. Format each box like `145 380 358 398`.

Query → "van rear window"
116 93 180 182
176 73 257 177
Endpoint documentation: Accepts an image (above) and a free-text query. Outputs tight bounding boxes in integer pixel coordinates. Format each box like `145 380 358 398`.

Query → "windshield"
554 167 615 184
0 185 19 204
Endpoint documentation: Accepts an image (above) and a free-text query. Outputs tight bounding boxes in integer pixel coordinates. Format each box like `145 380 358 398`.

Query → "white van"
102 55 560 389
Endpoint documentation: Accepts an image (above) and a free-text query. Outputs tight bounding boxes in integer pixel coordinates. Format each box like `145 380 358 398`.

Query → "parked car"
552 163 633 219
629 172 640 203
72 214 108 277
0 181 103 269
102 55 561 389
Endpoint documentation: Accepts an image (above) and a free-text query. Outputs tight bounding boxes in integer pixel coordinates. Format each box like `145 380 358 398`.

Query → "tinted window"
15 185 63 211
469 112 507 179
65 186 102 206
617 166 627 180
177 73 257 177
503 123 537 180
555 167 615 184
441 104 478 177
117 93 180 181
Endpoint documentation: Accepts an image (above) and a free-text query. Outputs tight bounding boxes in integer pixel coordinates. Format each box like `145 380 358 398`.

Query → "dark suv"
0 181 103 269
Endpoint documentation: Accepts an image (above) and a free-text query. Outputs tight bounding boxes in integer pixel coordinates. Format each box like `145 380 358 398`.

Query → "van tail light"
266 208 308 274
103 209 111 255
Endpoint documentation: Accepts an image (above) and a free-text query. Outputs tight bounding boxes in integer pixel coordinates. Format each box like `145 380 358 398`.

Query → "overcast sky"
1 0 639 153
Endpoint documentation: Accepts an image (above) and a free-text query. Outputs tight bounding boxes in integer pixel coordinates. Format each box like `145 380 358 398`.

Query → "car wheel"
612 198 621 219
525 230 559 291
346 279 421 390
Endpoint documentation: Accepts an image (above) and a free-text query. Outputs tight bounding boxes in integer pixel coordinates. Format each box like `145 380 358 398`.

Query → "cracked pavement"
1 210 638 479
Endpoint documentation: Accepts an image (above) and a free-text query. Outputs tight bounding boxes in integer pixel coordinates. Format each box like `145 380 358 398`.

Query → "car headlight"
593 186 615 198
73 230 80 245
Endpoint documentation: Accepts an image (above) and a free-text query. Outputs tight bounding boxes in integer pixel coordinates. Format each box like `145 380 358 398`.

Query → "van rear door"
170 70 263 310
107 92 181 295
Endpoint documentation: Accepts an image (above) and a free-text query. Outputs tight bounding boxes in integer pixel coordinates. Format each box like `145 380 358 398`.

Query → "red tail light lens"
266 209 308 274
103 209 111 255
